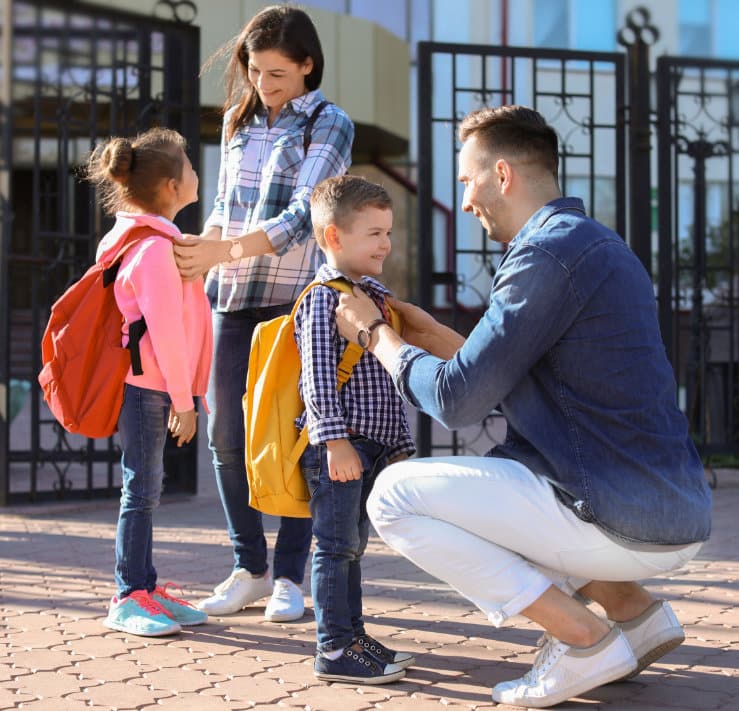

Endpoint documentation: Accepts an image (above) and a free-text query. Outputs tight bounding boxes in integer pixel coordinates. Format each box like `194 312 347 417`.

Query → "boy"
295 175 416 684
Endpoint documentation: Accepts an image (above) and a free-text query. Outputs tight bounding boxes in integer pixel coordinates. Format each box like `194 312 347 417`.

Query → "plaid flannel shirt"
294 264 416 462
204 90 354 311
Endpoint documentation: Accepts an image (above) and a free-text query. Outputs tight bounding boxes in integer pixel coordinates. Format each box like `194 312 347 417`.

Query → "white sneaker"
615 600 685 679
196 569 273 615
491 627 637 708
264 577 305 622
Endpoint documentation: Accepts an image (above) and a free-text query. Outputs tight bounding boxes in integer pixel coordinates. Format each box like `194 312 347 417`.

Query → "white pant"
367 457 702 627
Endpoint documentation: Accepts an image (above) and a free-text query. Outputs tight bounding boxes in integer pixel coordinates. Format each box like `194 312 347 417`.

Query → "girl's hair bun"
100 137 134 184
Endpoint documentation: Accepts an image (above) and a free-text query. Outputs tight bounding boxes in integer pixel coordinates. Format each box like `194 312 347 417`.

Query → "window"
679 0 711 56
534 0 615 51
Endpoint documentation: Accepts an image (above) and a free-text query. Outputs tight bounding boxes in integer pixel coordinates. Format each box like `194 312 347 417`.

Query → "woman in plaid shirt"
174 5 354 623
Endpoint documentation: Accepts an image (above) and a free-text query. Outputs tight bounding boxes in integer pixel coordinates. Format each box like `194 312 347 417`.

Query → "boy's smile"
327 206 393 282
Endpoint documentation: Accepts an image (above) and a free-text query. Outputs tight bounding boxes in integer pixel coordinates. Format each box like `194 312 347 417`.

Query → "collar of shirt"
253 88 327 127
510 196 587 247
314 263 391 306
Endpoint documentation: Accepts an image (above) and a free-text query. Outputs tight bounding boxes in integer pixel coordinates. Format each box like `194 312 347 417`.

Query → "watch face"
357 329 369 349
229 241 243 260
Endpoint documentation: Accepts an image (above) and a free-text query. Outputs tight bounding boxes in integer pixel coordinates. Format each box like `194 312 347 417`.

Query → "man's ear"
324 224 341 250
495 158 514 194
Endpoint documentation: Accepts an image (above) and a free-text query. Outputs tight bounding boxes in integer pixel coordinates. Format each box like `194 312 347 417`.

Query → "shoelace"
126 589 168 616
213 570 244 595
522 635 566 685
272 579 295 602
155 582 195 608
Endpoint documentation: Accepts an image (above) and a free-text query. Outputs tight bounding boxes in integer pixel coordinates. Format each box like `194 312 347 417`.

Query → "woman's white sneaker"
264 577 305 622
491 627 637 708
196 569 273 615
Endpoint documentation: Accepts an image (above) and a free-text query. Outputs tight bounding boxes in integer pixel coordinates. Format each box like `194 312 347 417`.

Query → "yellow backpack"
243 278 399 518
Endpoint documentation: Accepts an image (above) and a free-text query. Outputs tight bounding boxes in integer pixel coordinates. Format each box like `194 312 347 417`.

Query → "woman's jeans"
368 456 703 628
301 436 388 654
115 384 170 596
209 307 312 583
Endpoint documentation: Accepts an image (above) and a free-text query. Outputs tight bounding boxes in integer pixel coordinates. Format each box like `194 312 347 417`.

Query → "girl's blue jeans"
114 384 170 596
300 436 388 654
208 307 313 583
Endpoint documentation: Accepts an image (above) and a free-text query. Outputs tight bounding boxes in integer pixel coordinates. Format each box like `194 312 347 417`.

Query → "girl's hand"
326 438 362 482
173 237 227 281
168 407 198 447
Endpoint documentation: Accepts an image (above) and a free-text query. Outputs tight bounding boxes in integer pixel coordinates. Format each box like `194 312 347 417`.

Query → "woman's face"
247 48 313 120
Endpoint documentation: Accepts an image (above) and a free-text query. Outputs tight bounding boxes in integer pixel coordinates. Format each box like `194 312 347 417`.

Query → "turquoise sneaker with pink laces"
104 589 181 637
152 583 208 626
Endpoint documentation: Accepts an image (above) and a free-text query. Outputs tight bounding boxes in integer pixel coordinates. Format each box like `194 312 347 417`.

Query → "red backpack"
38 226 173 438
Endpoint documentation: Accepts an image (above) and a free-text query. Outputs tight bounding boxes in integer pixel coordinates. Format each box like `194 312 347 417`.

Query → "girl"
87 128 212 636
173 5 354 623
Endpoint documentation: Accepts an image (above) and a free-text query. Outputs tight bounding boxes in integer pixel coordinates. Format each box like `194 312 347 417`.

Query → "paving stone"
1 466 737 711
67 680 172 709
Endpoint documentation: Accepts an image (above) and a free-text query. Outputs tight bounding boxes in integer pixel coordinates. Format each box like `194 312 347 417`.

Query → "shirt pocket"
270 131 304 176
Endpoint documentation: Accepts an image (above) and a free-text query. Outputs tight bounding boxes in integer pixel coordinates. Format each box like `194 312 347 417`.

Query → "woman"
175 5 354 622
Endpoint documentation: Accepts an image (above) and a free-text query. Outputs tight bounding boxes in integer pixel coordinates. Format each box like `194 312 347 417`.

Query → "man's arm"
336 289 464 367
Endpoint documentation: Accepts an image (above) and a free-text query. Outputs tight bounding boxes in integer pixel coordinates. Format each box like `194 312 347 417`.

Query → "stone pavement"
1 459 737 711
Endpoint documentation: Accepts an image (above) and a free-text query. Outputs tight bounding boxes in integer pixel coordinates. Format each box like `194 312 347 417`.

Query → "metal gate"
656 55 739 465
0 0 200 504
416 40 626 457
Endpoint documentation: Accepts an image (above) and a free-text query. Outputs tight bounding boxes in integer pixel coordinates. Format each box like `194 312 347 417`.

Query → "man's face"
458 134 508 243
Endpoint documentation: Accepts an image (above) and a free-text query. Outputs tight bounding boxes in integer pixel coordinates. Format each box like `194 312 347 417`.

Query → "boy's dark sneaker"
355 633 415 669
314 641 406 684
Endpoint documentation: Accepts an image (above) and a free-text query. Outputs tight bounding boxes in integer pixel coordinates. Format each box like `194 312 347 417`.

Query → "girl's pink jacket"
96 212 212 413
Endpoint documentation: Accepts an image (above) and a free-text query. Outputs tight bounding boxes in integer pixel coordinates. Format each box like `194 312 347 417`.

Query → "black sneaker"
355 633 416 669
314 641 406 684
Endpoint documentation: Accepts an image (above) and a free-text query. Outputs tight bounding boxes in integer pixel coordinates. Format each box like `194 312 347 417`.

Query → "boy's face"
327 206 393 282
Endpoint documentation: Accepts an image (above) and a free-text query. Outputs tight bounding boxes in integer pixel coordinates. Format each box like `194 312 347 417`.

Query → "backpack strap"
303 100 330 153
100 226 175 377
287 277 388 466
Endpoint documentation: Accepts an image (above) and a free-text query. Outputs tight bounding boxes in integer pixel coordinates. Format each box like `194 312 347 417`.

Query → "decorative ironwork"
416 41 626 457
153 0 197 25
1 0 201 504
657 55 739 468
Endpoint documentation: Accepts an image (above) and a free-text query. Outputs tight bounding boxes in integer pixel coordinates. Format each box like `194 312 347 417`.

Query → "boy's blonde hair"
310 175 392 248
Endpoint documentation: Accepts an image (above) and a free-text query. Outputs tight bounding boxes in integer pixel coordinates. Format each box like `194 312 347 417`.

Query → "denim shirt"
393 197 711 545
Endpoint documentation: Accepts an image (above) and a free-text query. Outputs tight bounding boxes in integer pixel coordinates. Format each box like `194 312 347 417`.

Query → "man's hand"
335 287 383 344
168 407 197 447
326 438 363 482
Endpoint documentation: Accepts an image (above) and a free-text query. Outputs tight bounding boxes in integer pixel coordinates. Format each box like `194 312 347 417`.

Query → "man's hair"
458 105 559 178
310 175 392 248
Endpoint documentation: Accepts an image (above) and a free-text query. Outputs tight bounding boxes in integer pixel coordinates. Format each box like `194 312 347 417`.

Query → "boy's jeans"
208 307 312 582
115 384 170 596
301 436 388 654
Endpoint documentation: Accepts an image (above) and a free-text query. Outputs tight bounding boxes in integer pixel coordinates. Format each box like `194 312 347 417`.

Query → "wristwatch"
228 239 243 261
357 318 388 350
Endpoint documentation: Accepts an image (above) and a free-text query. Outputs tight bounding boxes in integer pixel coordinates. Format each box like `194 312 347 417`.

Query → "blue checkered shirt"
295 264 415 461
204 90 354 310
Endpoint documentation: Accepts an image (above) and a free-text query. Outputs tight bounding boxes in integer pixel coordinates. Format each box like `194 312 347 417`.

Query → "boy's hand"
326 438 363 482
168 407 197 447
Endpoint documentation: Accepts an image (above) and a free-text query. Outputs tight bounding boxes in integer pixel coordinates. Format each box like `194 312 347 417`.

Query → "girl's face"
175 152 199 210
247 48 313 121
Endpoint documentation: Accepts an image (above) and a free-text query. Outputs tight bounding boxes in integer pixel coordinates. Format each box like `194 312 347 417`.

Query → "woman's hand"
173 236 227 281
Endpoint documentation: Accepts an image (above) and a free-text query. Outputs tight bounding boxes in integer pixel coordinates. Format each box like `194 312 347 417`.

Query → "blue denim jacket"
394 197 711 545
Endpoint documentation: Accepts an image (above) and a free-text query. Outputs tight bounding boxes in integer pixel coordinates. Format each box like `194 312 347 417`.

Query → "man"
334 105 711 708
